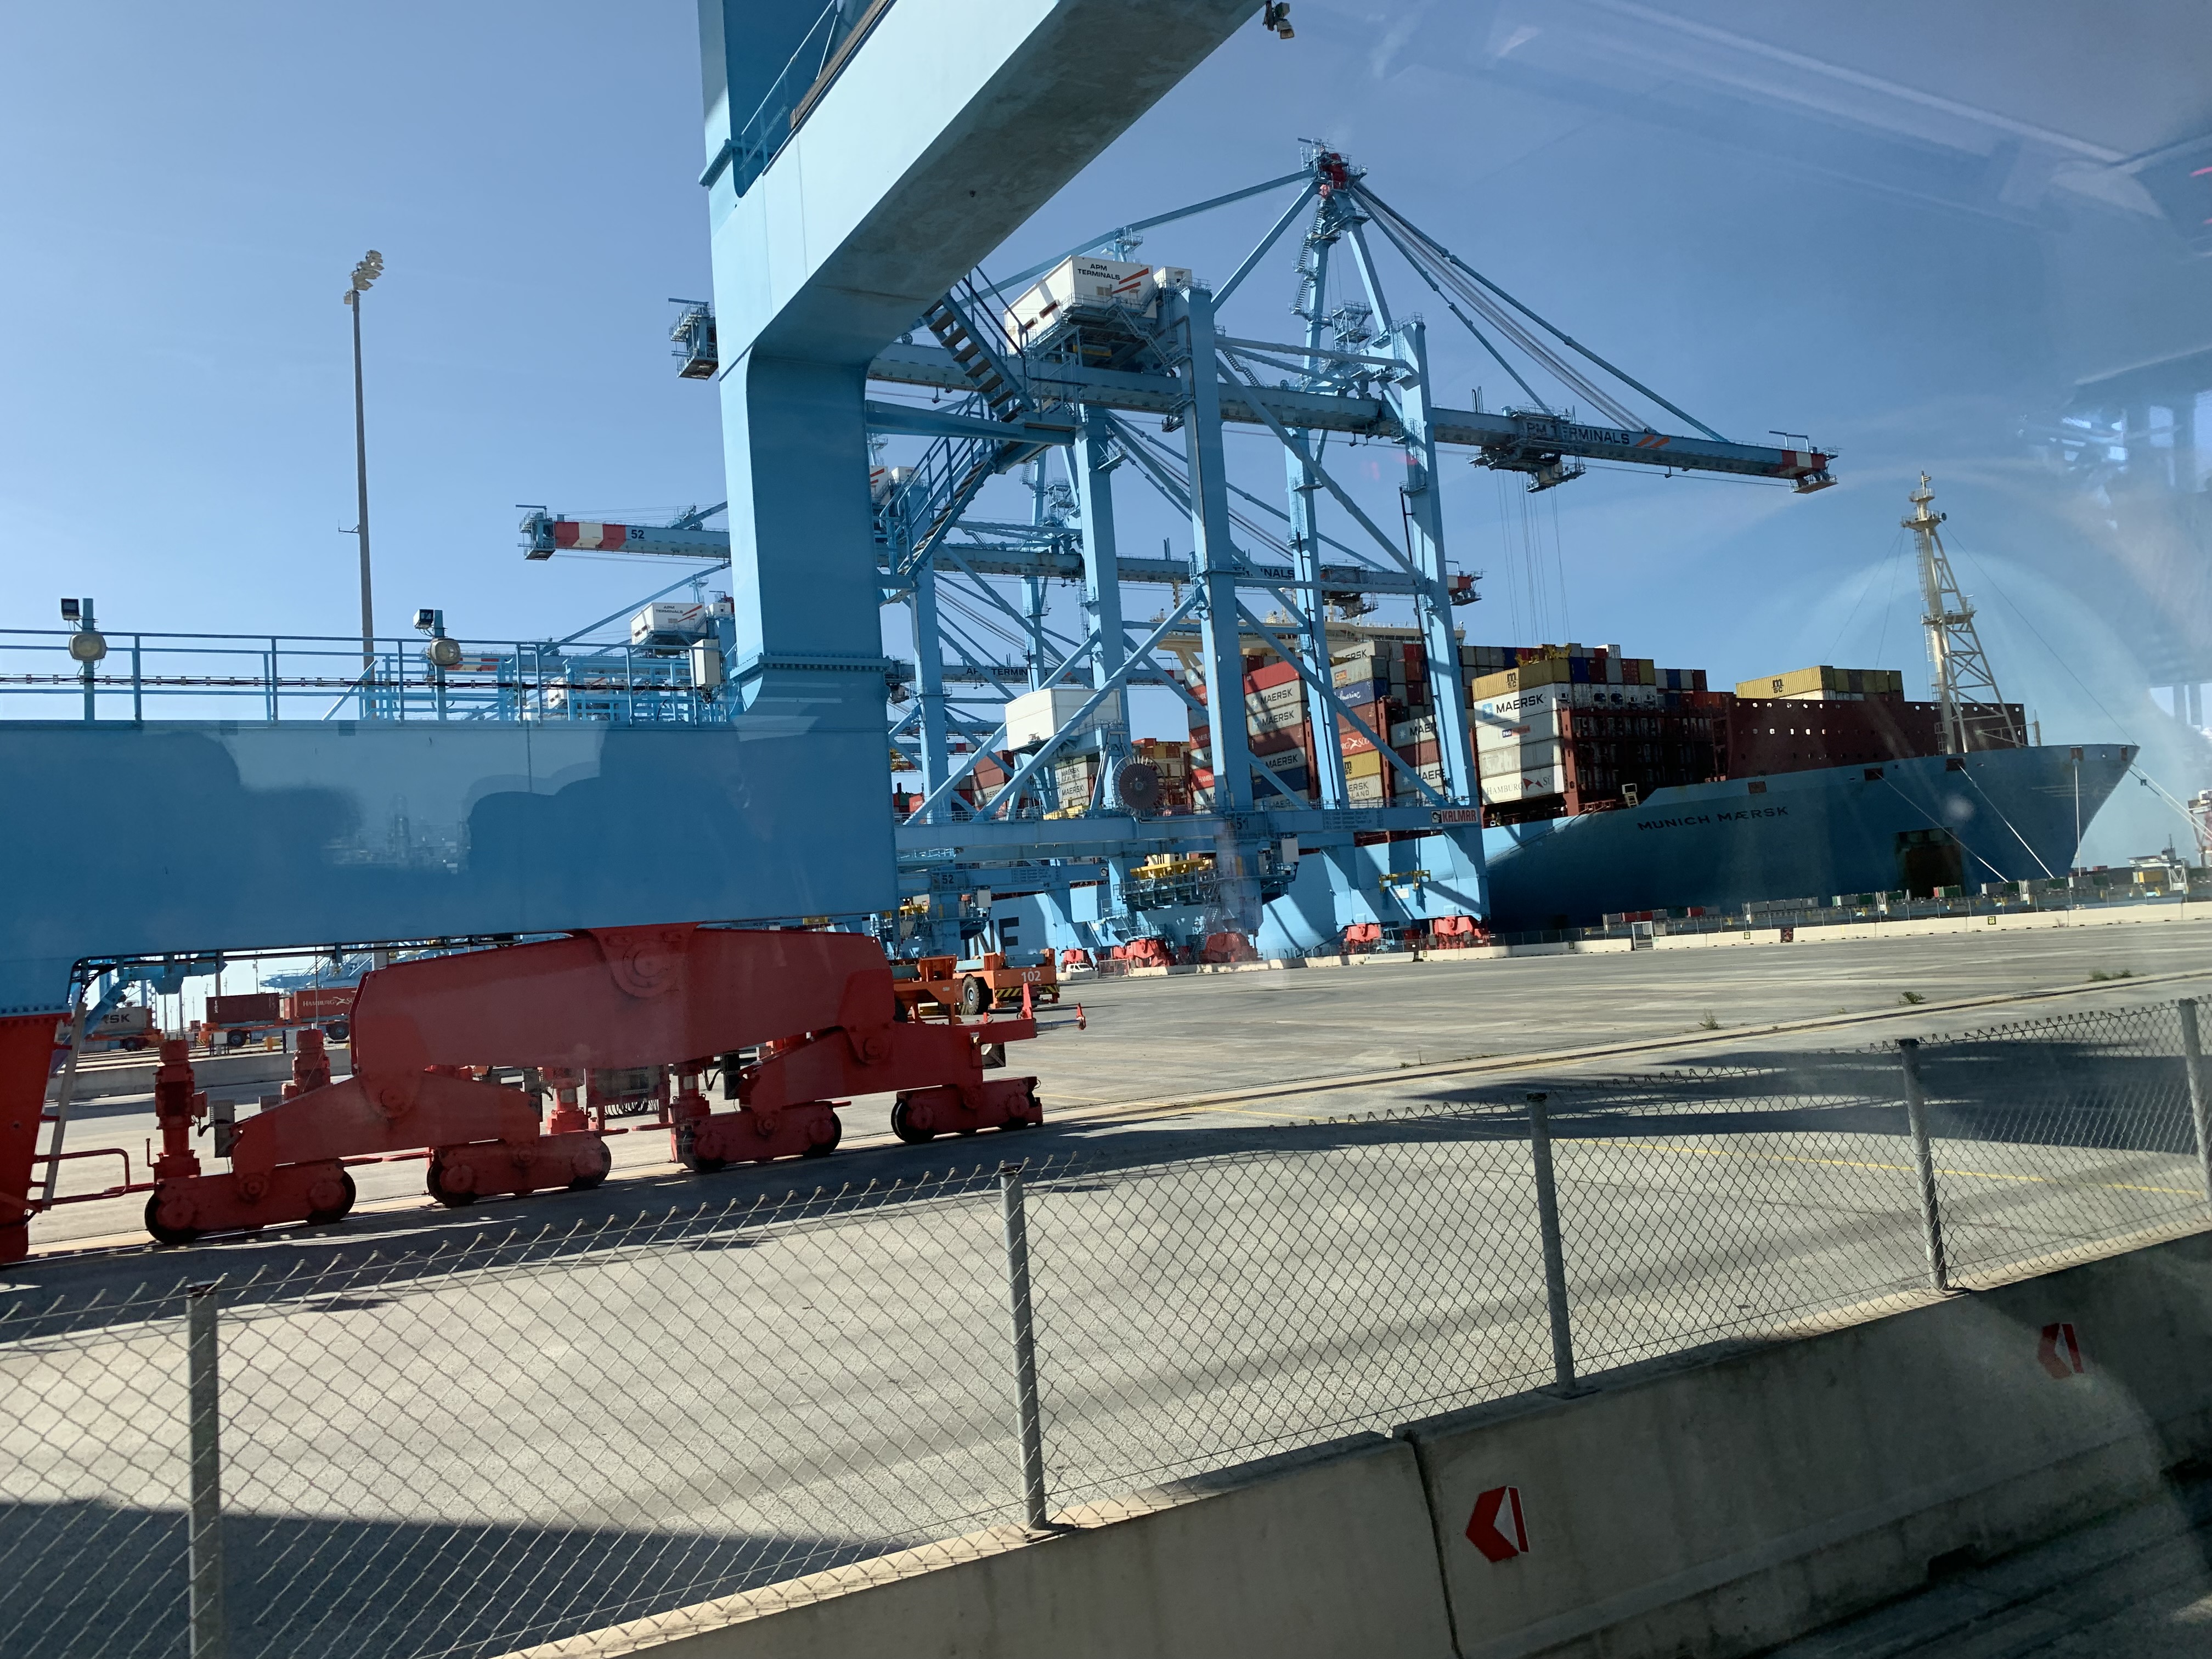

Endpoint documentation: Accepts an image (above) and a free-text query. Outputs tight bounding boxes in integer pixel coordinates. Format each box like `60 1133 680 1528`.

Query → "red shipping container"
1245 659 1301 693
1338 701 1403 755
1251 724 1309 758
284 987 357 1023
206 992 281 1028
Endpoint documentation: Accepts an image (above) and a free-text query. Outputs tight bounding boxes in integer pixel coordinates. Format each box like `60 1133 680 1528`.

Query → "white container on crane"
1003 256 1193 346
630 600 729 652
1006 684 1127 751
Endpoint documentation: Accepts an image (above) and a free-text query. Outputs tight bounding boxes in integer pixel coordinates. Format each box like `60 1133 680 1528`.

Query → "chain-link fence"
2 996 2208 1659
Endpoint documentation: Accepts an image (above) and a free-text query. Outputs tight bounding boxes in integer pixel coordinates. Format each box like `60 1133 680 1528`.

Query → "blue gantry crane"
0 0 1269 1257
522 142 1835 964
0 4 1837 1255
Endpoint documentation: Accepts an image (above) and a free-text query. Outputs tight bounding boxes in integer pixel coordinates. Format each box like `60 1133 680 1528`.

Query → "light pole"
344 250 384 700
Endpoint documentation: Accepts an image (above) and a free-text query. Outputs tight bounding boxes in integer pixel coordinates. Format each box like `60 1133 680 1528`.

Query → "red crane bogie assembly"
141 923 1041 1245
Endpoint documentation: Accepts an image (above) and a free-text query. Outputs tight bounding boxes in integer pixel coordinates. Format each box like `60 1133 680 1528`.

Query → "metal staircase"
879 280 1058 575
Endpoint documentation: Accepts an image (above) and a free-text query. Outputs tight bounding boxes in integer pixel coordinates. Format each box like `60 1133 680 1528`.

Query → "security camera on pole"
343 250 384 711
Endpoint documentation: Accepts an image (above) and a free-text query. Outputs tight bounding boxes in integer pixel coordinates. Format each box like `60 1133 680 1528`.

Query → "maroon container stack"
205 992 282 1029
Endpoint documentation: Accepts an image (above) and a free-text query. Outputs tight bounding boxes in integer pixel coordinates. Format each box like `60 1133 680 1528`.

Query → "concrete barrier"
48 1046 352 1103
505 1435 1455 1659
1098 901 2210 978
502 1232 2212 1659
1406 1232 2212 1658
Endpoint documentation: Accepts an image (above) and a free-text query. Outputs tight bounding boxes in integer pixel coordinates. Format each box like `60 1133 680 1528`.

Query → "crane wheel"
957 975 988 1017
801 1114 843 1158
675 1128 727 1175
144 1193 202 1248
567 1139 613 1191
425 1154 477 1209
306 1170 357 1226
890 1097 936 1144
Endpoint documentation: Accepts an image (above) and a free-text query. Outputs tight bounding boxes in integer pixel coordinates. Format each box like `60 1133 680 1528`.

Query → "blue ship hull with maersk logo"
1477 742 2135 932
1221 741 2132 951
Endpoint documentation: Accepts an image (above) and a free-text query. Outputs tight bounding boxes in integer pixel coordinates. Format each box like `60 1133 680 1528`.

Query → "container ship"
1174 635 2133 945
983 627 2132 957
1459 646 2132 930
977 475 2137 957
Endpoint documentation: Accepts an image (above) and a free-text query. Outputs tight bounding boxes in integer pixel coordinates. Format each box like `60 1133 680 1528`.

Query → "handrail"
705 1 899 200
0 627 721 727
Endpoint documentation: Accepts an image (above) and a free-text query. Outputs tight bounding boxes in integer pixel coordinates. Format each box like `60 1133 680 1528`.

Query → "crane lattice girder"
865 345 1833 487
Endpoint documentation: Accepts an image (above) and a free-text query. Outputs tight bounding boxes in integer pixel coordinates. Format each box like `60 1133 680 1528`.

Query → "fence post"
1525 1092 1578 1393
998 1163 1049 1530
185 1283 227 1659
1897 1040 1951 1293
2180 1000 2212 1207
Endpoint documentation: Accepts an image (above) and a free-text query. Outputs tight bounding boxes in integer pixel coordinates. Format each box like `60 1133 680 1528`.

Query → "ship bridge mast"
1905 472 2021 753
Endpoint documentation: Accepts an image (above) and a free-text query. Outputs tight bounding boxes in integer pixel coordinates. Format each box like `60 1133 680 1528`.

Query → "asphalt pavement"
1 918 2207 1659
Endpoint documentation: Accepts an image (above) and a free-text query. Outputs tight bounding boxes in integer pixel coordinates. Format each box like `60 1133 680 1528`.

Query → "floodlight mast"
345 250 383 700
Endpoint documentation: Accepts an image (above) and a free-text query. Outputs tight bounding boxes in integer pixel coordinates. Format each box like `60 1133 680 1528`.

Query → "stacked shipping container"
1472 645 1716 822
951 645 2022 829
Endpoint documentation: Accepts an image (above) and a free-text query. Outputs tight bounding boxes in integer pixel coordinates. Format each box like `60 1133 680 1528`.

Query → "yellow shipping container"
1736 665 1905 701
1470 657 1573 701
1344 748 1386 780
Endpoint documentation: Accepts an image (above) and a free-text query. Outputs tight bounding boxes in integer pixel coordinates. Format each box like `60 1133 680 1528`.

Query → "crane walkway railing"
699 0 899 201
0 629 721 726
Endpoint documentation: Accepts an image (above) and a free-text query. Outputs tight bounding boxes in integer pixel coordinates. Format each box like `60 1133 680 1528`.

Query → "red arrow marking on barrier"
1466 1485 1528 1562
2038 1322 2085 1378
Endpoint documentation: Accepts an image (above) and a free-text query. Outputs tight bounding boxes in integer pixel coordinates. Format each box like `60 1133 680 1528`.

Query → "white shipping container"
1004 256 1191 343
1474 684 1658 737
1346 773 1387 804
1480 763 1567 805
631 602 718 648
1006 685 1126 749
1473 693 1564 751
1389 714 1438 748
1256 745 1310 775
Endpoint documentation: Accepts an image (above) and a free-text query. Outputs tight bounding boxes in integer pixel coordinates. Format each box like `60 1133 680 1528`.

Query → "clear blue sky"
3 0 2207 859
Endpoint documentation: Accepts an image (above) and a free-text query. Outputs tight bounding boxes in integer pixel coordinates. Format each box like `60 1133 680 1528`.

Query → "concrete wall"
505 1436 1457 1659
502 1234 2212 1659
49 1046 351 1103
1409 1234 2212 1658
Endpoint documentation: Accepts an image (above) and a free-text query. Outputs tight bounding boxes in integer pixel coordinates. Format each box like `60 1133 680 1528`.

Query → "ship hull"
1481 743 2135 931
1010 743 2134 957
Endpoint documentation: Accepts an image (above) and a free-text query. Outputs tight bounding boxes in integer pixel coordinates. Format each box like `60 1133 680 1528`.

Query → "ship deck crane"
1904 473 2023 753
